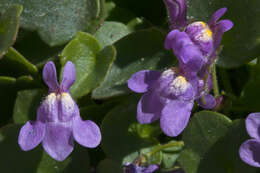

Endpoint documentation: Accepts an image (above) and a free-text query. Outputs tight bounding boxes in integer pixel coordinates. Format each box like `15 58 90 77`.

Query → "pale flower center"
191 21 213 42
170 76 189 95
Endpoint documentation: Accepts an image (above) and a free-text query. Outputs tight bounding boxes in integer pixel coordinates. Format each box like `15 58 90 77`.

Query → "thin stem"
211 63 220 98
147 141 184 157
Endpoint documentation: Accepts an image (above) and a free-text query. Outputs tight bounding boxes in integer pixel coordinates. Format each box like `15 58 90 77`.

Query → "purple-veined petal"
42 122 74 161
59 93 77 122
208 7 227 27
163 0 187 29
18 121 45 151
165 30 204 72
160 100 193 137
212 19 233 50
37 93 59 123
42 61 59 92
246 113 260 139
128 70 161 93
137 91 164 124
239 139 260 167
61 61 76 92
73 115 101 148
197 94 216 109
143 164 159 173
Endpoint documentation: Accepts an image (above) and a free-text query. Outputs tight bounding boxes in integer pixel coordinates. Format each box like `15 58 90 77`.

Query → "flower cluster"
239 113 260 167
128 0 233 137
18 61 101 161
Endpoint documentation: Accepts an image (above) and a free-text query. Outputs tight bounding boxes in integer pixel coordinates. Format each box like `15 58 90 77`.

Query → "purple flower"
164 1 233 62
128 68 195 137
164 1 233 109
124 163 159 173
239 113 260 167
18 61 101 161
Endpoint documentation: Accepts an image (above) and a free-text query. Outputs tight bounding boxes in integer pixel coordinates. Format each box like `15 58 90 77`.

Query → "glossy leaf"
61 32 116 99
94 21 131 49
101 97 156 163
0 5 22 58
13 89 46 124
178 111 232 173
0 0 102 46
92 28 176 99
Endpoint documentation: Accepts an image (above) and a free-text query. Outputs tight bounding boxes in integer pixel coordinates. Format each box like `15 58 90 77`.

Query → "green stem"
211 64 220 98
147 141 184 157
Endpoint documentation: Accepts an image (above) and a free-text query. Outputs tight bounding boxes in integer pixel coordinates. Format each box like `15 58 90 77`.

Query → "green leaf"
94 21 131 49
61 32 116 99
194 120 258 173
13 89 46 124
0 124 91 173
178 111 258 173
178 111 232 173
92 28 176 99
0 0 102 46
186 0 260 67
101 97 156 163
4 47 38 77
97 159 123 173
161 140 183 170
0 5 22 58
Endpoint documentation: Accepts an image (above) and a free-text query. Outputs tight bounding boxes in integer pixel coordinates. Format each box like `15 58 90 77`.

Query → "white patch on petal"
59 93 75 112
170 76 189 95
162 69 175 78
191 21 213 42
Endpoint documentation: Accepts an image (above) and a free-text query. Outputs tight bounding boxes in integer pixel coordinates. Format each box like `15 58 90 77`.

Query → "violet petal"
61 61 76 92
208 7 227 26
239 139 260 167
163 0 187 29
246 113 260 139
128 70 161 93
160 100 193 137
165 30 204 72
42 61 59 92
137 91 163 124
18 121 45 151
42 122 74 161
143 164 159 173
213 19 233 50
73 115 101 148
197 94 216 109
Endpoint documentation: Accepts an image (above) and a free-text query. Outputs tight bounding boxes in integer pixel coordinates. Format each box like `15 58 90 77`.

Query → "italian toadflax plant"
18 61 101 161
128 0 233 137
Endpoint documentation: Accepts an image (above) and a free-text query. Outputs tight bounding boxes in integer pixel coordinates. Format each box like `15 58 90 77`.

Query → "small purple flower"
18 61 101 161
128 68 194 137
124 163 159 173
239 113 260 167
164 1 233 109
164 1 233 62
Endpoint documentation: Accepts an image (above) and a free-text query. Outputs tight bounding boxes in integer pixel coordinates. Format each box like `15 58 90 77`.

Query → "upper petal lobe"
61 61 76 92
42 61 59 92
